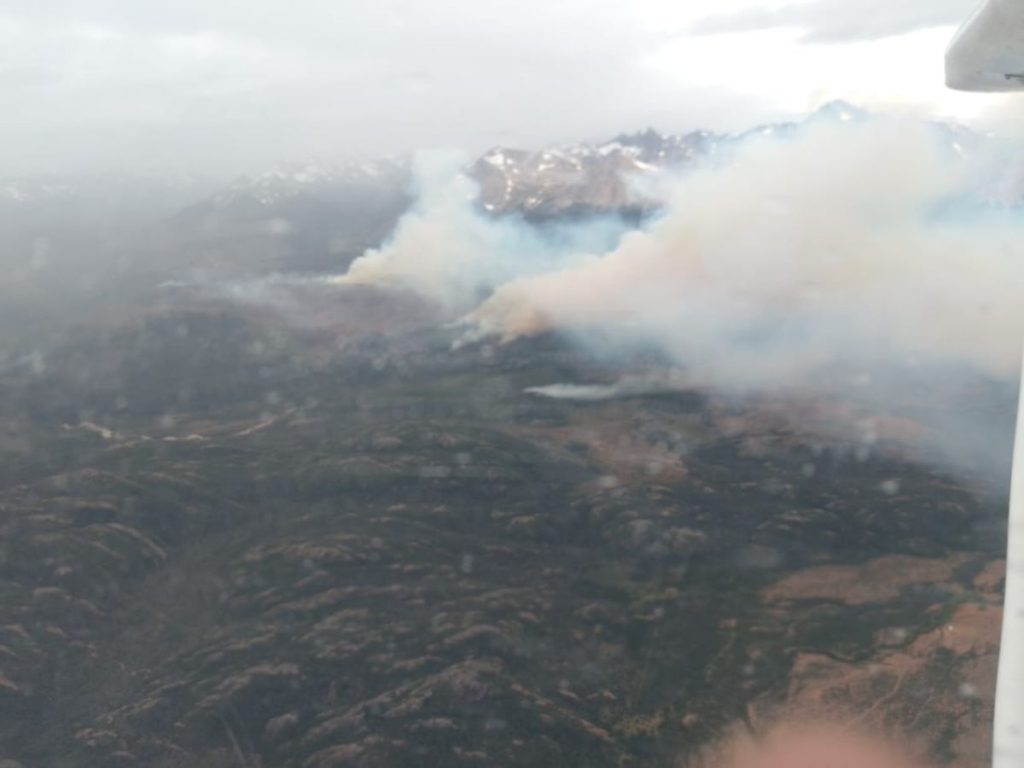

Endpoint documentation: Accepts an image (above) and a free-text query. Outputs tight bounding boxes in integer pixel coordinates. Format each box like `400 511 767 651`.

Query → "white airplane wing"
947 0 1024 91
947 4 1024 767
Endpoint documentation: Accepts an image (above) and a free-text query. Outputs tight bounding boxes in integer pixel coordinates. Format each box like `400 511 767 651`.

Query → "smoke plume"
337 152 632 310
337 113 1024 479
467 119 1024 384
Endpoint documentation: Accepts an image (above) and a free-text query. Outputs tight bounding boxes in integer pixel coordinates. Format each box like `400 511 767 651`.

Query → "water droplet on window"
880 479 901 496
959 682 979 699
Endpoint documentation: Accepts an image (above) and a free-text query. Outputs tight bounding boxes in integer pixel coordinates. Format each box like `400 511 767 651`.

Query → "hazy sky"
0 0 1010 175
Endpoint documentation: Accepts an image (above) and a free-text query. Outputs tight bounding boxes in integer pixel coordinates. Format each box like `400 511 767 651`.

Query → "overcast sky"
0 0 1009 176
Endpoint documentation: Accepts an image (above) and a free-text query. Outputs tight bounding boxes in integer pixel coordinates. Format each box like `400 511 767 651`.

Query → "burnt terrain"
0 284 1010 768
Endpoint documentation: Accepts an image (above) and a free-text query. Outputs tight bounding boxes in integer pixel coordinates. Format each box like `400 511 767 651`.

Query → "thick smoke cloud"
336 113 1024 481
466 119 1024 386
338 153 633 310
344 116 1024 389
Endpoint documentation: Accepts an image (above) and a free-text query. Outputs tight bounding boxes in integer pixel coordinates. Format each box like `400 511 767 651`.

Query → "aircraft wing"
947 0 1024 91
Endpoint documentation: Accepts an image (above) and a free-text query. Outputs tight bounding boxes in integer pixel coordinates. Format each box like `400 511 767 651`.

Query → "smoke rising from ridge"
337 152 634 309
338 114 1024 479
468 119 1024 383
344 116 1024 383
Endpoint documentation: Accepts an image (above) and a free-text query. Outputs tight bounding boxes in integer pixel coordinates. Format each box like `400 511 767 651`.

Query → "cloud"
0 0 993 175
0 1 672 174
689 0 975 43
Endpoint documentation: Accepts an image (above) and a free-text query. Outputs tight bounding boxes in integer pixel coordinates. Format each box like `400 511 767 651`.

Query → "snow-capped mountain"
465 101 994 217
165 159 413 277
468 129 720 217
1 102 1000 285
175 99 986 228
465 102 850 217
0 173 218 233
210 158 410 209
0 179 77 205
0 100 985 225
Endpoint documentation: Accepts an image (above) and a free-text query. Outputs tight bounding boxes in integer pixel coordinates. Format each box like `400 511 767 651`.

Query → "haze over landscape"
0 2 1021 767
0 0 1011 175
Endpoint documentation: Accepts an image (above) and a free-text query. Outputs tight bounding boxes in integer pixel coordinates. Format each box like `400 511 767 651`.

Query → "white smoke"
328 114 1024 480
526 371 690 401
336 116 1024 467
336 151 632 311
464 118 1024 386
